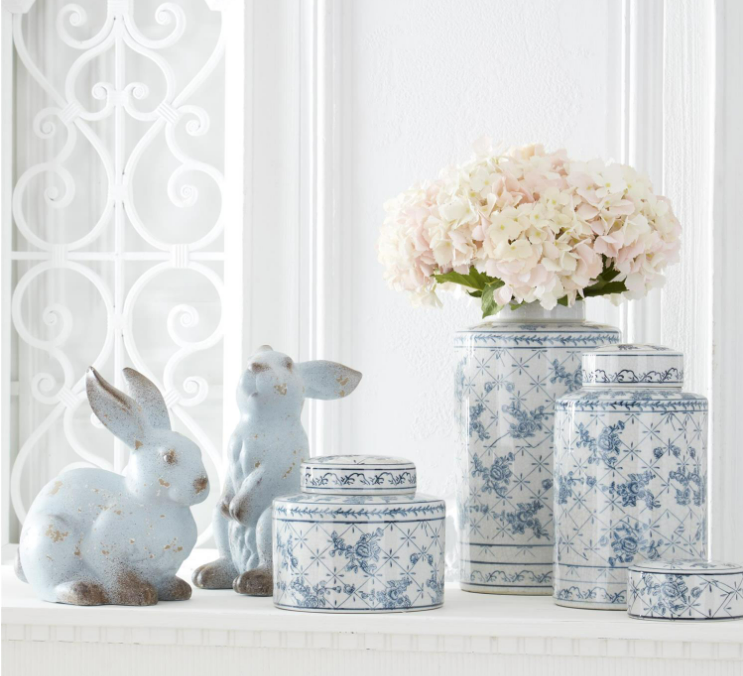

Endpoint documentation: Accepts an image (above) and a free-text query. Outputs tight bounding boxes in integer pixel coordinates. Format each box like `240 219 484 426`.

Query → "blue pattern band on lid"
582 344 684 387
301 455 417 496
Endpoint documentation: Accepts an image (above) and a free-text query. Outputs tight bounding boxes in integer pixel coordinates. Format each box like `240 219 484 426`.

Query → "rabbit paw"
157 576 192 601
233 568 273 596
56 581 109 606
192 558 237 589
228 494 249 523
111 573 158 606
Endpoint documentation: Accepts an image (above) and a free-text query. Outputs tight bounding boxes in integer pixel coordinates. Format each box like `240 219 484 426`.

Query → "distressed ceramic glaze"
16 368 209 605
273 455 445 613
455 303 620 594
553 345 708 610
628 559 743 621
301 455 417 495
193 346 362 596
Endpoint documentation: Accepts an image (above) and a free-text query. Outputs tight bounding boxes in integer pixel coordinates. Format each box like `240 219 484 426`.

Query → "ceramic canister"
455 303 620 594
272 455 446 613
553 344 708 610
628 559 743 621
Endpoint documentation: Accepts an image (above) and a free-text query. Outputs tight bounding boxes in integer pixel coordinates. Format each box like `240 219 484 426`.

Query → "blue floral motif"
502 401 548 439
576 420 625 469
275 533 299 572
280 578 341 609
556 389 708 413
471 452 514 497
330 528 383 575
555 586 626 605
505 499 548 538
601 522 662 567
549 359 582 390
468 403 490 441
669 466 706 507
556 470 583 505
602 470 660 510
274 501 445 521
470 569 552 585
357 578 413 610
583 367 684 385
455 330 618 348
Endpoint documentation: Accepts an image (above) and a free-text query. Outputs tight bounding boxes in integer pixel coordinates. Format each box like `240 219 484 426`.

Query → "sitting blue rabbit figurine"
15 367 210 605
193 346 362 596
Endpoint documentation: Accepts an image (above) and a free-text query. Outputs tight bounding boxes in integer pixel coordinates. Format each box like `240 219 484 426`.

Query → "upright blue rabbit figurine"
193 346 362 596
15 367 209 605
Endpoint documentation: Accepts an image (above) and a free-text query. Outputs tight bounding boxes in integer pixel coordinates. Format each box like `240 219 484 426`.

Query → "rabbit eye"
162 449 177 465
284 358 293 370
250 362 269 374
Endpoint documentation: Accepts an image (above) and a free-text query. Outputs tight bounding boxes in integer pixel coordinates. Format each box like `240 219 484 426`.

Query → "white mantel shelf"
3 561 742 676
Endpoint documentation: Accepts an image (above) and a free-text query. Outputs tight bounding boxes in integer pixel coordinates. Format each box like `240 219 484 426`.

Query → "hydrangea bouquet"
378 142 681 317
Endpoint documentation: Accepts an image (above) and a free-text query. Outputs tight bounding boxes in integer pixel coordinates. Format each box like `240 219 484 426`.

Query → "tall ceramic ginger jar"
455 303 620 594
553 344 708 609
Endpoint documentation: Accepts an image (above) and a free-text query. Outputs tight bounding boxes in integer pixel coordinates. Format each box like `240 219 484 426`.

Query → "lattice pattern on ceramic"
553 389 708 609
273 493 445 612
628 558 743 621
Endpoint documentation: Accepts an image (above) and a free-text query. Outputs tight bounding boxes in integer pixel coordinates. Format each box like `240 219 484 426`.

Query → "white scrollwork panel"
6 0 230 545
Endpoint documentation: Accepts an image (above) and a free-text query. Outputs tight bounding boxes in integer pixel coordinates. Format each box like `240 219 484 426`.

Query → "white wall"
345 0 623 501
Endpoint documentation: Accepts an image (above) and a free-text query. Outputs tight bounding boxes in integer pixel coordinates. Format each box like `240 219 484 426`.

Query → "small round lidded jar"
628 558 743 621
553 345 708 610
272 455 446 613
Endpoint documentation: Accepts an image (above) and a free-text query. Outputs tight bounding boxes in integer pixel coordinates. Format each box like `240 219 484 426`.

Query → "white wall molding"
711 0 743 562
621 0 665 345
299 0 354 457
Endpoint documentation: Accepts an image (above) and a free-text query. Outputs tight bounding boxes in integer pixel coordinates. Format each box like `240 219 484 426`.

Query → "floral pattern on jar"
553 348 708 610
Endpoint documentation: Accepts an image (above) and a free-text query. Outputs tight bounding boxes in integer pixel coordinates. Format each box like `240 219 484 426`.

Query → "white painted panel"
1 0 245 549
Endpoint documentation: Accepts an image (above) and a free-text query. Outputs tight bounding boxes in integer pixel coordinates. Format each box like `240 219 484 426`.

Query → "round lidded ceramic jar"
553 344 708 610
273 455 445 613
628 559 743 621
301 455 417 496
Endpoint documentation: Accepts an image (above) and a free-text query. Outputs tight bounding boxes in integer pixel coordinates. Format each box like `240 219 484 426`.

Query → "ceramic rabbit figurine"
192 346 362 596
15 367 210 605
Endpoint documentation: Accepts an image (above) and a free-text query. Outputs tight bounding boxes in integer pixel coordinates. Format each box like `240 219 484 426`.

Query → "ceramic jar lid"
300 455 417 496
582 344 684 387
628 559 743 621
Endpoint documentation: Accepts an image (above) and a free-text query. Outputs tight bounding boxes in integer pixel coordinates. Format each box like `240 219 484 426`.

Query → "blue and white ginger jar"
455 303 620 594
628 559 743 621
273 455 445 612
553 344 708 610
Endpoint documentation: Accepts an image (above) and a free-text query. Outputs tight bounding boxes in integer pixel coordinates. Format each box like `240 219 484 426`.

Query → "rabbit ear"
296 361 362 400
122 368 171 430
86 367 149 450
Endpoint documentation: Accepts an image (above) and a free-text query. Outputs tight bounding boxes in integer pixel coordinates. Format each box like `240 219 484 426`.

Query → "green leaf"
481 285 503 318
433 266 487 291
584 280 627 297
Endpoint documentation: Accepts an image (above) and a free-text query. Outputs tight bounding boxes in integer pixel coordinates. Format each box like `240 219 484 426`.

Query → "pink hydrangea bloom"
378 143 681 311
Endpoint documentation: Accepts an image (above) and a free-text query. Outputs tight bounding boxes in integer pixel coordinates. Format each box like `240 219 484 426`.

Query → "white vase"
553 345 708 609
455 303 620 594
